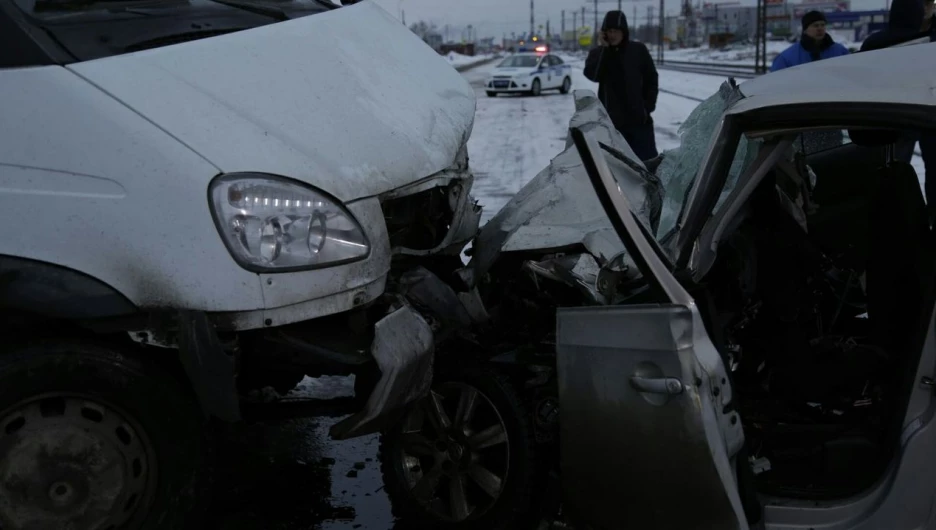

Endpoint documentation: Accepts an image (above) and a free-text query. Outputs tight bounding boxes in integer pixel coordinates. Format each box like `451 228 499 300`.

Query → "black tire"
559 77 571 94
0 342 208 530
530 79 541 97
486 91 497 97
379 367 547 530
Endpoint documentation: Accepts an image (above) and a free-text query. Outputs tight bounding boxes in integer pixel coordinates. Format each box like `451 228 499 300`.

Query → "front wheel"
0 342 208 530
529 79 541 97
559 77 571 94
379 368 547 529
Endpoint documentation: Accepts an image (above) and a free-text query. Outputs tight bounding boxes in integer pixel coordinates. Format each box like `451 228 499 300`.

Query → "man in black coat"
584 10 660 161
861 0 936 223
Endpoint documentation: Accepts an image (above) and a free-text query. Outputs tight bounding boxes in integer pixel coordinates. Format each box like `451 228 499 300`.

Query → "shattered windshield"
499 55 540 68
654 82 760 240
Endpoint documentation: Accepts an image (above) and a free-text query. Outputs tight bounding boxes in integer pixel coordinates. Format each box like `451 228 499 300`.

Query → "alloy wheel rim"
396 382 510 522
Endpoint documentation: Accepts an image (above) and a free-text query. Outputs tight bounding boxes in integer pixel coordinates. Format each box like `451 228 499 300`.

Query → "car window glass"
498 55 539 68
711 136 762 215
656 88 736 239
554 56 564 65
794 129 852 156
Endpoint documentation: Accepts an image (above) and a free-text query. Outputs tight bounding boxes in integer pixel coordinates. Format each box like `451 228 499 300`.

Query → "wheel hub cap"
0 395 155 530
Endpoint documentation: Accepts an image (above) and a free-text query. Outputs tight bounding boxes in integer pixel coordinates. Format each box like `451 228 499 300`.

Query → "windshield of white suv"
499 55 540 68
654 83 760 241
9 0 337 62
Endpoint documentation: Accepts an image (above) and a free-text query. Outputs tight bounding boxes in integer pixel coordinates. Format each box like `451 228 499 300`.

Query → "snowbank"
653 37 862 66
445 51 486 66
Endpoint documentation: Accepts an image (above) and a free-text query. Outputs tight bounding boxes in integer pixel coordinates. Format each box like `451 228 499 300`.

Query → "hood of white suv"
67 1 476 203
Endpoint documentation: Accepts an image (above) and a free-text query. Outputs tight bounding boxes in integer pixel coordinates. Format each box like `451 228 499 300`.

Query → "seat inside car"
811 128 933 374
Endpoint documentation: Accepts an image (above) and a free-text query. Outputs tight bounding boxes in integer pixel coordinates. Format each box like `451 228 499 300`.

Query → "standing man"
861 0 936 223
584 10 660 161
770 11 849 72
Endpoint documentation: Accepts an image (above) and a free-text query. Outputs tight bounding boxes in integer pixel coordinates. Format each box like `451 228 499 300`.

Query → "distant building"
698 0 853 43
424 32 443 51
439 43 476 56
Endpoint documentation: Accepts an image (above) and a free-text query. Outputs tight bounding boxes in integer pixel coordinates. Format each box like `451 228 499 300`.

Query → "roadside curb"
454 56 501 73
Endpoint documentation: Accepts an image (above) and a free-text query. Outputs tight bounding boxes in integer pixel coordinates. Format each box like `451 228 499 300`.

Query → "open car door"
556 127 750 529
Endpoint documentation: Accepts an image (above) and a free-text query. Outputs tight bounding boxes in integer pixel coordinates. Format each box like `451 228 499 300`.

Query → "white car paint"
484 53 572 94
733 41 936 115
0 1 477 329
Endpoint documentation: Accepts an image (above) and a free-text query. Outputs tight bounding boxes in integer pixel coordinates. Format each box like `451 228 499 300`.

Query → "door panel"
557 127 749 529
558 304 747 529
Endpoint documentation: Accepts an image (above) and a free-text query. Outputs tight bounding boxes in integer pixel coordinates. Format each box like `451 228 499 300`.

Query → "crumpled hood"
458 90 663 289
68 1 476 203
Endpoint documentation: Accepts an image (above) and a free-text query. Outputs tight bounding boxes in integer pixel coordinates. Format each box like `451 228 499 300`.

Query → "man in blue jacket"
771 11 850 72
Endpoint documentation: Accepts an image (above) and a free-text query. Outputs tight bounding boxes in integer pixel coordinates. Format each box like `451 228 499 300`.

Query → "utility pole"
618 0 622 10
530 0 535 39
582 6 586 37
658 0 664 63
573 11 578 50
594 0 599 47
561 10 565 47
755 0 768 73
647 5 654 42
401 10 405 26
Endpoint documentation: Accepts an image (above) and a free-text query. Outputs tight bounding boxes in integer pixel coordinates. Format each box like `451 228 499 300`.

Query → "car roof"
729 42 936 116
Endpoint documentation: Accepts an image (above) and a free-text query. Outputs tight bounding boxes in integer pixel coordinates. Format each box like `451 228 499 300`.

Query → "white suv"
0 1 480 528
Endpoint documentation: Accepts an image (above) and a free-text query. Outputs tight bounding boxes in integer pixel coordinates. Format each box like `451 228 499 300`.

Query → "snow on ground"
654 36 862 66
466 57 926 217
466 53 698 222
444 51 494 67
657 40 790 65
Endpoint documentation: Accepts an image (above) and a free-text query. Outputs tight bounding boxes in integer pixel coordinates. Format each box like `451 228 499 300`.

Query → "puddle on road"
206 376 415 530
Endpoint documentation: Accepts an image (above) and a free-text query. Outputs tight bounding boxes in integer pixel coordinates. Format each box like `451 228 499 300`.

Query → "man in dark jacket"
861 0 930 50
584 10 660 161
771 11 850 72
861 0 936 223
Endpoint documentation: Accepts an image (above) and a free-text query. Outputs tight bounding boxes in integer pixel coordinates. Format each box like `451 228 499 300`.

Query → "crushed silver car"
379 42 936 530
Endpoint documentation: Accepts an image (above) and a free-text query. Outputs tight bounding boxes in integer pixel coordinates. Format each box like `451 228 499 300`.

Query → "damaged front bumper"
329 304 435 440
330 265 484 439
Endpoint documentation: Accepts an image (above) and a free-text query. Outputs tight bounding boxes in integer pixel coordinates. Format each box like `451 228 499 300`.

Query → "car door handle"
630 376 684 395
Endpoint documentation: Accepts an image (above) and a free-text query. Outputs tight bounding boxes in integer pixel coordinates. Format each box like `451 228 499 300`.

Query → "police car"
485 47 573 97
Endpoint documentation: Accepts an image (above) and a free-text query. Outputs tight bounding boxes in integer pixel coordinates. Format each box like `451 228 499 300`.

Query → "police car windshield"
499 55 540 68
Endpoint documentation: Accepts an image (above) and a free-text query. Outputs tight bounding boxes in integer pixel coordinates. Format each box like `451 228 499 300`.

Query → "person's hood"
67 2 476 203
601 10 630 41
889 0 924 31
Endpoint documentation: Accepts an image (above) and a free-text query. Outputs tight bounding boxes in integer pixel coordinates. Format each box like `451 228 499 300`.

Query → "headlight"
209 173 370 272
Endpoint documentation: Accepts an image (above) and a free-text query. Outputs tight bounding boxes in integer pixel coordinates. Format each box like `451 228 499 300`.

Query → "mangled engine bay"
441 88 924 501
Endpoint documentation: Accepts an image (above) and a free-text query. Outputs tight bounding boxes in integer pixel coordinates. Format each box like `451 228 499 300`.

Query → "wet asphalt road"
205 377 400 530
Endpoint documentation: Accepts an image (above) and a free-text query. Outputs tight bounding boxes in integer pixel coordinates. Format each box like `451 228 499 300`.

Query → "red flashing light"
534 45 548 52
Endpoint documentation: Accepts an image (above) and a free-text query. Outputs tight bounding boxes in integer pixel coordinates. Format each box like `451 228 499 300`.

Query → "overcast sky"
368 0 890 39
